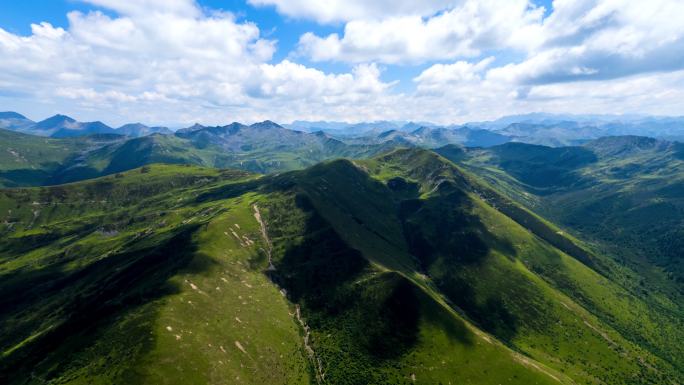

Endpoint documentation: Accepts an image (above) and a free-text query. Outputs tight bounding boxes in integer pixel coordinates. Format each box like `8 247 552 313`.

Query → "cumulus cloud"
1 0 684 125
296 0 544 64
254 61 391 100
0 0 394 125
405 64 684 124
293 0 684 87
486 0 684 85
402 3 684 120
414 57 494 94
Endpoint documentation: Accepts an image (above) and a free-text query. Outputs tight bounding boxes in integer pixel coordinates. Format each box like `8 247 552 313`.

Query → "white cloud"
414 57 494 94
254 61 391 100
2 0 684 126
408 61 684 124
0 0 394 125
487 0 684 84
296 0 544 64
294 0 684 84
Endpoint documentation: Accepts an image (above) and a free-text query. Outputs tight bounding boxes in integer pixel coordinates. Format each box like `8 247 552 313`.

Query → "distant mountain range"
0 119 400 187
289 113 684 147
0 112 171 138
4 111 684 145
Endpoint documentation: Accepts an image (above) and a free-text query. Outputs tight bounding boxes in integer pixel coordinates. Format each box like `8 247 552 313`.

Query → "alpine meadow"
1 1 683 384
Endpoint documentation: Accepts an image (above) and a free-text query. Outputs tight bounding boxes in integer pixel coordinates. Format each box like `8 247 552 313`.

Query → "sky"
0 0 683 127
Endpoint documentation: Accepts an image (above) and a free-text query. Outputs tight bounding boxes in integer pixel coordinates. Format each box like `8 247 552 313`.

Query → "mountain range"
0 113 683 384
0 112 172 138
289 113 684 147
5 111 684 146
0 119 399 187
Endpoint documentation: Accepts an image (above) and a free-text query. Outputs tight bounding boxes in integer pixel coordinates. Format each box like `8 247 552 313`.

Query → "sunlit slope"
0 163 563 385
251 191 566 385
0 165 310 384
357 148 684 384
2 149 682 384
452 138 684 297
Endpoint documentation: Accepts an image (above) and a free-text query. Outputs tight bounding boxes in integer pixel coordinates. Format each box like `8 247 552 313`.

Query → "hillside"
1 149 682 384
0 129 126 187
452 137 684 319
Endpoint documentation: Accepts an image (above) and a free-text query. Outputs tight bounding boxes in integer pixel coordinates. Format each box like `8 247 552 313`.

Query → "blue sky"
0 0 682 126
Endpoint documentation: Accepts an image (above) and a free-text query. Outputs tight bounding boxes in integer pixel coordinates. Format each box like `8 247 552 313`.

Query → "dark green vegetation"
2 143 683 384
454 136 684 299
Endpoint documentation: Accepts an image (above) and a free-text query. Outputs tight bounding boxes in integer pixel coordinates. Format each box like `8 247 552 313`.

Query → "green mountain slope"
0 165 312 384
360 149 683 382
1 148 682 384
0 129 125 187
453 137 684 302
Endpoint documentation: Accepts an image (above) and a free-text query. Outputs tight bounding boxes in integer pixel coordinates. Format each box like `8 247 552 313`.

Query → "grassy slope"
0 165 310 385
2 149 683 384
0 129 93 187
453 141 684 331
454 140 684 294
358 149 683 384
0 163 567 385
257 191 566 385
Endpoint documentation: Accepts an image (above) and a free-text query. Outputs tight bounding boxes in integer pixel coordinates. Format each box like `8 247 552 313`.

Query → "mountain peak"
378 129 399 139
37 113 73 123
176 123 206 134
118 123 148 129
250 120 282 129
34 114 78 131
50 114 76 122
224 122 247 129
409 126 432 135
115 123 174 137
0 111 28 120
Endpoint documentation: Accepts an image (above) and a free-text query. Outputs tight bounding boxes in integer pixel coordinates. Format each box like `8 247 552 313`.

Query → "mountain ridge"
2 148 682 383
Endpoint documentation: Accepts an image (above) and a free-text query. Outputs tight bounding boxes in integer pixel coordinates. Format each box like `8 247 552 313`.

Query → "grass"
1 147 683 384
0 165 309 384
359 147 684 384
